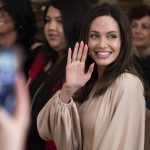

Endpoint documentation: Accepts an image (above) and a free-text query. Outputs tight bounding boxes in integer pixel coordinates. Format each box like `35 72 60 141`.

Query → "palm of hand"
66 61 90 88
65 41 94 92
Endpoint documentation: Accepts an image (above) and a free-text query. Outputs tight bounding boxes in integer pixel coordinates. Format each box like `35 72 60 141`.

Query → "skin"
131 16 150 57
0 5 17 47
60 15 121 103
0 73 30 150
132 16 150 48
44 6 68 56
88 16 121 75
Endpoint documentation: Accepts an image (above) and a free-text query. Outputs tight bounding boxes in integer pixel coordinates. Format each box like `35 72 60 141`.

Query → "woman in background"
0 0 38 77
27 0 90 149
128 4 150 58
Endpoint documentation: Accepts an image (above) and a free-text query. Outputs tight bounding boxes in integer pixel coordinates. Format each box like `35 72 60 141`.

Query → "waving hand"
60 41 94 103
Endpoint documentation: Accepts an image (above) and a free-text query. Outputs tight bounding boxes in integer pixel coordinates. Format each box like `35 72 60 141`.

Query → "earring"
19 25 23 29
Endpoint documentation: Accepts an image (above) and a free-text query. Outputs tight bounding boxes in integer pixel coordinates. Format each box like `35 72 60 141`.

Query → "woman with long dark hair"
37 3 147 150
27 0 90 149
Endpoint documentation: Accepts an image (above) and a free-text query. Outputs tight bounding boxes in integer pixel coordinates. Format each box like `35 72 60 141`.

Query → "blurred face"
0 4 16 36
131 16 150 49
88 16 121 71
44 6 68 54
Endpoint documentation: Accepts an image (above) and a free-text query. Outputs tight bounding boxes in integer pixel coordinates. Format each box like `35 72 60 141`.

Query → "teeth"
97 52 111 56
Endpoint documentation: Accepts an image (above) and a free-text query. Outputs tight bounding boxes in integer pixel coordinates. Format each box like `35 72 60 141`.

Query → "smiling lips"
95 51 112 59
48 33 58 39
133 35 144 41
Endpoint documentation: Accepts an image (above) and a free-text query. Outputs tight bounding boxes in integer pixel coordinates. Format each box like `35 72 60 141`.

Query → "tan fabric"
37 73 145 150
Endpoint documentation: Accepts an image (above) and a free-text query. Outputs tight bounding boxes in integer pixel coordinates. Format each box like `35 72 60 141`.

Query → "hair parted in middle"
74 3 142 102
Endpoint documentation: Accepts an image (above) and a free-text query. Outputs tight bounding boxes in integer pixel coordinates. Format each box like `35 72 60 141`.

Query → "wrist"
60 83 75 103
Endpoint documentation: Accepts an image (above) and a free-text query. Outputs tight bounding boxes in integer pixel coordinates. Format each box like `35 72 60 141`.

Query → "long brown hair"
74 3 146 103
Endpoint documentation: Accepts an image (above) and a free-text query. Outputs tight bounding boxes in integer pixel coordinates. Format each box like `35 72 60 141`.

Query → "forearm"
37 91 82 150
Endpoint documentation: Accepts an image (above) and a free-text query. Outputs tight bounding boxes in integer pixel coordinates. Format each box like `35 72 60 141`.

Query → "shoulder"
115 72 144 91
111 73 144 100
111 73 145 110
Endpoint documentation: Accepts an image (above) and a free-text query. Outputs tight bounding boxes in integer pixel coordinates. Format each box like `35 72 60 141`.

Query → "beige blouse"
37 73 145 150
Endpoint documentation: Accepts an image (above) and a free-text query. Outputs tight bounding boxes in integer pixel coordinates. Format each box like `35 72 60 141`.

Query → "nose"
47 20 57 30
98 37 107 49
133 26 142 33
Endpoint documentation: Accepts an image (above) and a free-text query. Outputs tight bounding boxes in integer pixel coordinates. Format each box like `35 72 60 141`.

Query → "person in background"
141 56 150 109
140 55 150 150
0 0 40 77
128 5 150 150
27 0 90 149
0 73 30 150
37 3 147 150
128 4 150 58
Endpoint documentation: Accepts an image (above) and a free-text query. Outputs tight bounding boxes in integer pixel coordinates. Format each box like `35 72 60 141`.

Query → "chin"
49 42 59 48
96 60 112 66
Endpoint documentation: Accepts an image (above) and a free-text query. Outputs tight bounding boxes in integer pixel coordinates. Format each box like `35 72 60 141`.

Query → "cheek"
145 31 150 39
117 44 121 52
6 19 15 29
115 39 121 48
44 25 47 34
44 25 49 37
88 39 97 50
116 45 121 57
7 23 15 29
88 46 95 59
59 27 65 38
113 41 121 55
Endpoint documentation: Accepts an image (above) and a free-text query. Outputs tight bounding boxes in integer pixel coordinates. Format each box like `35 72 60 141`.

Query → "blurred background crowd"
0 0 150 150
32 0 150 42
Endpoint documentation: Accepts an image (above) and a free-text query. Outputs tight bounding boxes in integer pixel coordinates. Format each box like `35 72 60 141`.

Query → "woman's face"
44 6 68 55
131 16 150 49
88 15 121 71
0 3 16 36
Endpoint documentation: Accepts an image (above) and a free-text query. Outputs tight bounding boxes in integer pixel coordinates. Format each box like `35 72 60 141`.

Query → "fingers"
72 42 79 62
86 63 94 78
67 48 72 64
81 44 88 62
69 41 88 63
77 41 84 61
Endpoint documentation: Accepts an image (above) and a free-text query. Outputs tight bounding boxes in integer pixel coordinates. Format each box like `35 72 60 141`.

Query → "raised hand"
60 41 94 103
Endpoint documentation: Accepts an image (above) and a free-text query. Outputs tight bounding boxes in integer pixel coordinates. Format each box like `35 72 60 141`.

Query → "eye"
142 24 150 29
45 17 51 23
107 34 118 39
131 23 137 28
89 33 99 39
57 18 63 23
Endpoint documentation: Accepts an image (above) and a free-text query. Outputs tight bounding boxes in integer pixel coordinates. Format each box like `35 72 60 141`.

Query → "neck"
97 66 105 81
0 30 17 48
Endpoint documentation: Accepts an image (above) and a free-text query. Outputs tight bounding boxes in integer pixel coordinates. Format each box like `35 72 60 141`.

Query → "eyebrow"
107 31 118 34
90 31 118 34
45 15 62 19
